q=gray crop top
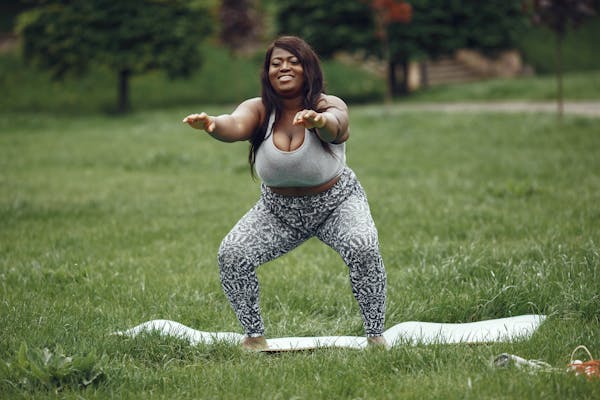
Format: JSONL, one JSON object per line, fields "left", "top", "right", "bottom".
{"left": 254, "top": 112, "right": 346, "bottom": 187}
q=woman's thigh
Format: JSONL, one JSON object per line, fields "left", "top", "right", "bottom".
{"left": 218, "top": 199, "right": 307, "bottom": 268}
{"left": 316, "top": 189, "right": 380, "bottom": 258}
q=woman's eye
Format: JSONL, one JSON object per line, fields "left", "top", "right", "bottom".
{"left": 271, "top": 58, "right": 299, "bottom": 68}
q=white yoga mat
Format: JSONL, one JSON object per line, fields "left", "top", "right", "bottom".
{"left": 114, "top": 315, "right": 545, "bottom": 351}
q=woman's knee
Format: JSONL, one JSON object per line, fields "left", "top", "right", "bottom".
{"left": 217, "top": 235, "right": 252, "bottom": 275}
{"left": 343, "top": 226, "right": 380, "bottom": 256}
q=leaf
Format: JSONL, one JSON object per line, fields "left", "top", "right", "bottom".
{"left": 9, "top": 343, "right": 106, "bottom": 390}
{"left": 16, "top": 342, "right": 30, "bottom": 369}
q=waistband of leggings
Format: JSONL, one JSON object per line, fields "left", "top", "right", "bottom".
{"left": 260, "top": 167, "right": 355, "bottom": 206}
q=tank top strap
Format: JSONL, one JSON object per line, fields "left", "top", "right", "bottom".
{"left": 265, "top": 111, "right": 276, "bottom": 139}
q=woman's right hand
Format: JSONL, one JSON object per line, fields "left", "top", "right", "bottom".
{"left": 182, "top": 112, "right": 216, "bottom": 133}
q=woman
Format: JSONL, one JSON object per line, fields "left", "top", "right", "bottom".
{"left": 183, "top": 36, "right": 387, "bottom": 350}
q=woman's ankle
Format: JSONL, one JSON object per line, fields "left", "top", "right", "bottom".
{"left": 241, "top": 335, "right": 268, "bottom": 351}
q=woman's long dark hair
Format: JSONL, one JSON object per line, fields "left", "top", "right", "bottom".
{"left": 249, "top": 36, "right": 328, "bottom": 176}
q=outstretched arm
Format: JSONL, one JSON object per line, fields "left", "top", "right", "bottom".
{"left": 292, "top": 95, "right": 349, "bottom": 144}
{"left": 183, "top": 98, "right": 263, "bottom": 142}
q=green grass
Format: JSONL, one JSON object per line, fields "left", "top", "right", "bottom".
{"left": 1, "top": 105, "right": 599, "bottom": 398}
{"left": 404, "top": 70, "right": 600, "bottom": 103}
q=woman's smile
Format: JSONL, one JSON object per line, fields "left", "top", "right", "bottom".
{"left": 269, "top": 47, "right": 304, "bottom": 96}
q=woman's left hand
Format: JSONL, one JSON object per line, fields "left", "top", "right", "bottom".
{"left": 293, "top": 110, "right": 327, "bottom": 129}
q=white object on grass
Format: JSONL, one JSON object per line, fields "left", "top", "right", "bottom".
{"left": 114, "top": 314, "right": 546, "bottom": 351}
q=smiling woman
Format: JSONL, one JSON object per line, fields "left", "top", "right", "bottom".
{"left": 182, "top": 36, "right": 387, "bottom": 351}
{"left": 268, "top": 48, "right": 305, "bottom": 100}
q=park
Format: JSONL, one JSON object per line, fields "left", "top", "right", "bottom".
{"left": 1, "top": 1, "right": 599, "bottom": 398}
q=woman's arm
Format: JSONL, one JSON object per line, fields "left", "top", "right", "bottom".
{"left": 183, "top": 98, "right": 264, "bottom": 142}
{"left": 292, "top": 94, "right": 349, "bottom": 144}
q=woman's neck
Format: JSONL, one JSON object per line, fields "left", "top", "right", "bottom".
{"left": 280, "top": 96, "right": 304, "bottom": 112}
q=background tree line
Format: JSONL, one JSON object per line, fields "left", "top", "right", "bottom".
{"left": 9, "top": 0, "right": 598, "bottom": 112}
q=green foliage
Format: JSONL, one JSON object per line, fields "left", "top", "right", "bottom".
{"left": 275, "top": 0, "right": 376, "bottom": 57}
{"left": 0, "top": 1, "right": 30, "bottom": 32}
{"left": 526, "top": 0, "right": 596, "bottom": 37}
{"left": 16, "top": 0, "right": 212, "bottom": 111}
{"left": 388, "top": 0, "right": 528, "bottom": 61}
{"left": 0, "top": 45, "right": 386, "bottom": 113}
{"left": 274, "top": 0, "right": 529, "bottom": 96}
{"left": 458, "top": 2, "right": 528, "bottom": 53}
{"left": 2, "top": 343, "right": 105, "bottom": 391}
{"left": 521, "top": 3, "right": 598, "bottom": 71}
{"left": 17, "top": 0, "right": 211, "bottom": 78}
{"left": 4, "top": 46, "right": 600, "bottom": 115}
{"left": 274, "top": 0, "right": 528, "bottom": 61}
{"left": 518, "top": 17, "right": 600, "bottom": 73}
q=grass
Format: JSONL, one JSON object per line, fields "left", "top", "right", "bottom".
{"left": 404, "top": 70, "right": 600, "bottom": 103}
{"left": 1, "top": 12, "right": 599, "bottom": 397}
{"left": 1, "top": 103, "right": 599, "bottom": 398}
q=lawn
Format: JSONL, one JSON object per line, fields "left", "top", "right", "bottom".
{"left": 1, "top": 102, "right": 599, "bottom": 398}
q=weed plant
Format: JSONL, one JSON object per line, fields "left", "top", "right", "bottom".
{"left": 0, "top": 104, "right": 599, "bottom": 398}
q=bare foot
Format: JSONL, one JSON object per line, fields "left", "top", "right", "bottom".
{"left": 367, "top": 335, "right": 389, "bottom": 349}
{"left": 241, "top": 336, "right": 268, "bottom": 351}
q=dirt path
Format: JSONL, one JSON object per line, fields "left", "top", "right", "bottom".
{"left": 391, "top": 101, "right": 600, "bottom": 117}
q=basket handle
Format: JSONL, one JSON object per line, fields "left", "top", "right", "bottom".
{"left": 570, "top": 345, "right": 593, "bottom": 362}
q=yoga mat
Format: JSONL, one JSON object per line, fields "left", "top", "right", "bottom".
{"left": 114, "top": 314, "right": 546, "bottom": 351}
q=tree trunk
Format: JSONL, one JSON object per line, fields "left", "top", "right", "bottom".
{"left": 118, "top": 68, "right": 131, "bottom": 113}
{"left": 399, "top": 59, "right": 410, "bottom": 95}
{"left": 387, "top": 59, "right": 397, "bottom": 98}
{"left": 420, "top": 61, "right": 429, "bottom": 88}
{"left": 555, "top": 33, "right": 564, "bottom": 120}
{"left": 381, "top": 31, "right": 393, "bottom": 104}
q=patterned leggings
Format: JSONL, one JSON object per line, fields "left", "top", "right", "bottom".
{"left": 217, "top": 168, "right": 386, "bottom": 337}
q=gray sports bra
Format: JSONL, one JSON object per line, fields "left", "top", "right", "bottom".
{"left": 254, "top": 111, "right": 346, "bottom": 187}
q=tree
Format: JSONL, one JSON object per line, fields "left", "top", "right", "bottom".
{"left": 219, "top": 0, "right": 262, "bottom": 53}
{"left": 386, "top": 0, "right": 527, "bottom": 89}
{"left": 275, "top": 0, "right": 529, "bottom": 99}
{"left": 367, "top": 0, "right": 412, "bottom": 101}
{"left": 524, "top": 0, "right": 596, "bottom": 118}
{"left": 276, "top": 0, "right": 411, "bottom": 98}
{"left": 275, "top": 0, "right": 375, "bottom": 58}
{"left": 17, "top": 0, "right": 212, "bottom": 113}
{"left": 460, "top": 2, "right": 529, "bottom": 52}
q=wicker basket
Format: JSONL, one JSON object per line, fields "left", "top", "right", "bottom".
{"left": 568, "top": 345, "right": 600, "bottom": 380}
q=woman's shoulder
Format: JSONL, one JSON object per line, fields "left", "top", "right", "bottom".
{"left": 318, "top": 93, "right": 348, "bottom": 111}
{"left": 236, "top": 97, "right": 267, "bottom": 124}
{"left": 239, "top": 97, "right": 265, "bottom": 113}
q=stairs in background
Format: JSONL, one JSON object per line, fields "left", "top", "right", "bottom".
{"left": 423, "top": 58, "right": 482, "bottom": 86}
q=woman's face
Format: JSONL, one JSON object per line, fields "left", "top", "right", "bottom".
{"left": 268, "top": 47, "right": 304, "bottom": 98}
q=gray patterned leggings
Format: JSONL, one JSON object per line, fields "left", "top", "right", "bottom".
{"left": 217, "top": 168, "right": 386, "bottom": 337}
